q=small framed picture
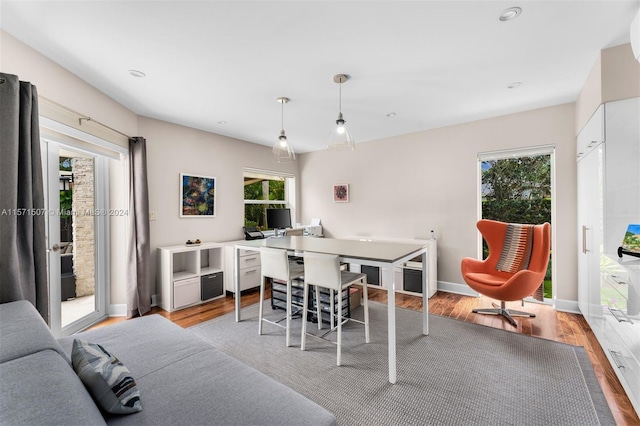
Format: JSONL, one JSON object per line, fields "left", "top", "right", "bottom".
{"left": 333, "top": 184, "right": 349, "bottom": 203}
{"left": 180, "top": 173, "right": 216, "bottom": 217}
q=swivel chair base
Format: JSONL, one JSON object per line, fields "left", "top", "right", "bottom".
{"left": 472, "top": 301, "right": 535, "bottom": 327}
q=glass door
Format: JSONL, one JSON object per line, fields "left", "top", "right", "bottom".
{"left": 42, "top": 140, "right": 109, "bottom": 337}
{"left": 478, "top": 147, "right": 555, "bottom": 301}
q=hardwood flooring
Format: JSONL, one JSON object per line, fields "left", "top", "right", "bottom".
{"left": 94, "top": 288, "right": 639, "bottom": 425}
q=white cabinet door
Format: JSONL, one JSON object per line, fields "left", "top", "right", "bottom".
{"left": 577, "top": 145, "right": 604, "bottom": 327}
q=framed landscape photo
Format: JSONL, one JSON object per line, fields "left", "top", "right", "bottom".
{"left": 180, "top": 173, "right": 216, "bottom": 217}
{"left": 333, "top": 184, "right": 349, "bottom": 203}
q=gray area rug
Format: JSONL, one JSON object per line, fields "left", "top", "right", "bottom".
{"left": 189, "top": 301, "right": 615, "bottom": 426}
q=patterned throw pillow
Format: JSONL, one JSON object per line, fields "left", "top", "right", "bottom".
{"left": 71, "top": 339, "right": 142, "bottom": 414}
{"left": 495, "top": 223, "right": 534, "bottom": 274}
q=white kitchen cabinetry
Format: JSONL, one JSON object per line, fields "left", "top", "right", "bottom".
{"left": 577, "top": 97, "right": 640, "bottom": 416}
{"left": 158, "top": 242, "right": 225, "bottom": 312}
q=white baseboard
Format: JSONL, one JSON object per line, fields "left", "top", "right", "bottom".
{"left": 109, "top": 294, "right": 159, "bottom": 317}
{"left": 437, "top": 281, "right": 479, "bottom": 297}
{"left": 108, "top": 304, "right": 127, "bottom": 317}
{"left": 552, "top": 298, "right": 580, "bottom": 314}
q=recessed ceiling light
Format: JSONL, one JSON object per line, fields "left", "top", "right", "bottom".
{"left": 507, "top": 82, "right": 523, "bottom": 89}
{"left": 386, "top": 112, "right": 397, "bottom": 117}
{"left": 128, "top": 69, "right": 146, "bottom": 78}
{"left": 217, "top": 120, "right": 227, "bottom": 125}
{"left": 499, "top": 7, "right": 522, "bottom": 21}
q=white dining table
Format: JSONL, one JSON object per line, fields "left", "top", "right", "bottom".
{"left": 233, "top": 236, "right": 429, "bottom": 384}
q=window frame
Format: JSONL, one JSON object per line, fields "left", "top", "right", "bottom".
{"left": 243, "top": 168, "right": 296, "bottom": 233}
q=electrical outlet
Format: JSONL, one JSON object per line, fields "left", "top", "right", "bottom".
{"left": 149, "top": 211, "right": 157, "bottom": 221}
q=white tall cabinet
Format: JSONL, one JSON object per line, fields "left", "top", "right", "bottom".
{"left": 577, "top": 97, "right": 640, "bottom": 416}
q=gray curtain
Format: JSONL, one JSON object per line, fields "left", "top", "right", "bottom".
{"left": 0, "top": 73, "right": 49, "bottom": 321}
{"left": 127, "top": 137, "right": 151, "bottom": 318}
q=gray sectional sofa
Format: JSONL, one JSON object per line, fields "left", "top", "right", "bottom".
{"left": 0, "top": 300, "right": 337, "bottom": 426}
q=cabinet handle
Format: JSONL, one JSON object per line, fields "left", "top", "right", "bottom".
{"left": 244, "top": 269, "right": 258, "bottom": 275}
{"left": 607, "top": 307, "right": 633, "bottom": 324}
{"left": 608, "top": 350, "right": 626, "bottom": 369}
{"left": 582, "top": 225, "right": 589, "bottom": 254}
{"left": 610, "top": 275, "right": 627, "bottom": 285}
{"left": 244, "top": 257, "right": 257, "bottom": 262}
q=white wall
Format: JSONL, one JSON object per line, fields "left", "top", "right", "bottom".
{"left": 140, "top": 117, "right": 299, "bottom": 295}
{"left": 299, "top": 103, "right": 578, "bottom": 303}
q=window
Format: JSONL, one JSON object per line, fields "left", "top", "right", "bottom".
{"left": 244, "top": 169, "right": 295, "bottom": 230}
{"left": 478, "top": 145, "right": 555, "bottom": 300}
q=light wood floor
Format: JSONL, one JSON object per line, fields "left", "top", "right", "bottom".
{"left": 95, "top": 288, "right": 639, "bottom": 425}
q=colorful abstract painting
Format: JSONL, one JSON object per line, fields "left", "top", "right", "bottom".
{"left": 180, "top": 173, "right": 215, "bottom": 217}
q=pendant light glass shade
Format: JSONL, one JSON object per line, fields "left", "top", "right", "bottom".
{"left": 328, "top": 74, "right": 355, "bottom": 151}
{"left": 273, "top": 97, "right": 295, "bottom": 162}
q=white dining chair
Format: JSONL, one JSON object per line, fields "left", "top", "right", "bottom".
{"left": 258, "top": 247, "right": 305, "bottom": 347}
{"left": 300, "top": 252, "right": 370, "bottom": 365}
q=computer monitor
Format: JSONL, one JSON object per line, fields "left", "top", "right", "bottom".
{"left": 618, "top": 223, "right": 640, "bottom": 259}
{"left": 266, "top": 208, "right": 291, "bottom": 230}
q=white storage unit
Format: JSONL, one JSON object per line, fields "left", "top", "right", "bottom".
{"left": 349, "top": 238, "right": 437, "bottom": 298}
{"left": 158, "top": 242, "right": 225, "bottom": 312}
{"left": 224, "top": 242, "right": 261, "bottom": 293}
{"left": 577, "top": 97, "right": 640, "bottom": 416}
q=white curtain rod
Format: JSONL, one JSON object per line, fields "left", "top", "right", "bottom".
{"left": 78, "top": 116, "right": 132, "bottom": 140}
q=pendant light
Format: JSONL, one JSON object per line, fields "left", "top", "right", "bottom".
{"left": 272, "top": 97, "right": 295, "bottom": 162}
{"left": 328, "top": 74, "right": 355, "bottom": 151}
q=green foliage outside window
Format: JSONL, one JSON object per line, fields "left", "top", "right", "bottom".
{"left": 244, "top": 178, "right": 285, "bottom": 229}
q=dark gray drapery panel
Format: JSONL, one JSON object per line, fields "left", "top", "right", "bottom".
{"left": 0, "top": 73, "right": 48, "bottom": 321}
{"left": 127, "top": 137, "right": 151, "bottom": 318}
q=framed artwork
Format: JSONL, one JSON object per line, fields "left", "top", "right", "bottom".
{"left": 180, "top": 173, "right": 216, "bottom": 217}
{"left": 333, "top": 184, "right": 349, "bottom": 203}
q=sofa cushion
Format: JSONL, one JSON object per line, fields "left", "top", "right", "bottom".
{"left": 72, "top": 339, "right": 142, "bottom": 414}
{"left": 0, "top": 300, "right": 68, "bottom": 363}
{"left": 59, "top": 314, "right": 337, "bottom": 426}
{"left": 0, "top": 350, "right": 106, "bottom": 425}
{"left": 59, "top": 315, "right": 214, "bottom": 377}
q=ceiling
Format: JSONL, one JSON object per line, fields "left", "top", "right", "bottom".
{"left": 2, "top": 1, "right": 638, "bottom": 153}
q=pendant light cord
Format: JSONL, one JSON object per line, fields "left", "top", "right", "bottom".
{"left": 281, "top": 100, "right": 284, "bottom": 133}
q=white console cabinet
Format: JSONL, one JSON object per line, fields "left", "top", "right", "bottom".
{"left": 349, "top": 238, "right": 437, "bottom": 298}
{"left": 577, "top": 97, "right": 640, "bottom": 416}
{"left": 158, "top": 242, "right": 225, "bottom": 312}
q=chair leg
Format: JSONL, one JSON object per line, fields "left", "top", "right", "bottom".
{"left": 329, "top": 289, "right": 335, "bottom": 330}
{"left": 301, "top": 282, "right": 309, "bottom": 351}
{"left": 362, "top": 280, "right": 370, "bottom": 343}
{"left": 258, "top": 276, "right": 266, "bottom": 335}
{"left": 286, "top": 279, "right": 292, "bottom": 347}
{"left": 472, "top": 301, "right": 535, "bottom": 327}
{"left": 336, "top": 289, "right": 342, "bottom": 366}
{"left": 315, "top": 285, "right": 322, "bottom": 330}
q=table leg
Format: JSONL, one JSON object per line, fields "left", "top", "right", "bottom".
{"left": 235, "top": 247, "right": 241, "bottom": 322}
{"left": 422, "top": 250, "right": 429, "bottom": 335}
{"left": 385, "top": 266, "right": 397, "bottom": 384}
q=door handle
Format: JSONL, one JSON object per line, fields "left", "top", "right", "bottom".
{"left": 582, "top": 226, "right": 589, "bottom": 254}
{"left": 49, "top": 244, "right": 61, "bottom": 253}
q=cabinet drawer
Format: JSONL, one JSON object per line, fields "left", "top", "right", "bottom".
{"left": 239, "top": 254, "right": 260, "bottom": 269}
{"left": 201, "top": 272, "right": 224, "bottom": 301}
{"left": 239, "top": 249, "right": 260, "bottom": 258}
{"left": 239, "top": 267, "right": 261, "bottom": 291}
{"left": 173, "top": 277, "right": 200, "bottom": 309}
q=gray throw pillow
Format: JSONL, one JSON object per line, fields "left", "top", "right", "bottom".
{"left": 71, "top": 339, "right": 142, "bottom": 414}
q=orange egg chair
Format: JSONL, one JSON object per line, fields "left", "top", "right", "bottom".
{"left": 461, "top": 219, "right": 550, "bottom": 327}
